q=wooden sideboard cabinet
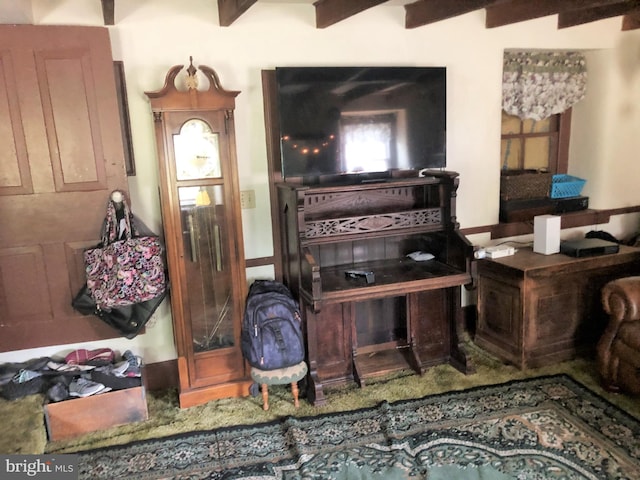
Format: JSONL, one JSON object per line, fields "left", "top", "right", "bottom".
{"left": 277, "top": 171, "right": 475, "bottom": 406}
{"left": 475, "top": 245, "right": 640, "bottom": 369}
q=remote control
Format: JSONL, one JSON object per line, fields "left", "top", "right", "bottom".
{"left": 345, "top": 270, "right": 375, "bottom": 284}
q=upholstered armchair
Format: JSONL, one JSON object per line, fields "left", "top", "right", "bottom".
{"left": 597, "top": 276, "right": 640, "bottom": 394}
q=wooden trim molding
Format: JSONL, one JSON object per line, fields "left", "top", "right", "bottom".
{"left": 461, "top": 206, "right": 640, "bottom": 239}
{"left": 246, "top": 256, "right": 275, "bottom": 268}
{"left": 261, "top": 70, "right": 284, "bottom": 280}
{"left": 556, "top": 108, "right": 572, "bottom": 174}
{"left": 113, "top": 61, "right": 135, "bottom": 175}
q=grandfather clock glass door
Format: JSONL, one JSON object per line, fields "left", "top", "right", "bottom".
{"left": 146, "top": 61, "right": 251, "bottom": 408}
{"left": 174, "top": 119, "right": 233, "bottom": 354}
{"left": 181, "top": 184, "right": 232, "bottom": 354}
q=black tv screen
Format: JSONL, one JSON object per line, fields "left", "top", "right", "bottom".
{"left": 276, "top": 66, "right": 446, "bottom": 182}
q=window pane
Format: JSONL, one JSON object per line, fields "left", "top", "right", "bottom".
{"left": 342, "top": 121, "right": 391, "bottom": 173}
{"left": 524, "top": 137, "right": 550, "bottom": 170}
{"left": 501, "top": 112, "right": 521, "bottom": 135}
{"left": 501, "top": 138, "right": 522, "bottom": 169}
{"left": 522, "top": 117, "right": 552, "bottom": 134}
{"left": 340, "top": 113, "right": 396, "bottom": 173}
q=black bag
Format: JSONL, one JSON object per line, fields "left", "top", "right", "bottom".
{"left": 241, "top": 280, "right": 305, "bottom": 370}
{"left": 72, "top": 283, "right": 166, "bottom": 339}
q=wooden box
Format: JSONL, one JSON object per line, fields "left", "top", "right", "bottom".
{"left": 500, "top": 170, "right": 552, "bottom": 201}
{"left": 500, "top": 197, "right": 555, "bottom": 222}
{"left": 44, "top": 383, "right": 148, "bottom": 441}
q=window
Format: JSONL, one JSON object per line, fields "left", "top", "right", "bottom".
{"left": 340, "top": 113, "right": 397, "bottom": 173}
{"left": 500, "top": 110, "right": 571, "bottom": 175}
{"left": 500, "top": 51, "right": 583, "bottom": 178}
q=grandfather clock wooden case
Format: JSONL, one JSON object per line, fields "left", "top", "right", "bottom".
{"left": 146, "top": 60, "right": 252, "bottom": 408}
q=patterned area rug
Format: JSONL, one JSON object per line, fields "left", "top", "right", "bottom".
{"left": 77, "top": 375, "right": 640, "bottom": 479}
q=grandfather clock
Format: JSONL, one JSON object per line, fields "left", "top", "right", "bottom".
{"left": 146, "top": 58, "right": 252, "bottom": 407}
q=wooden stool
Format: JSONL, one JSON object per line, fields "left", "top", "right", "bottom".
{"left": 250, "top": 361, "right": 307, "bottom": 411}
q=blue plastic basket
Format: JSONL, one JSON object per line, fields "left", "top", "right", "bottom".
{"left": 550, "top": 174, "right": 586, "bottom": 198}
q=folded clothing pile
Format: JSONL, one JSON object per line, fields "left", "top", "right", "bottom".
{"left": 0, "top": 348, "right": 143, "bottom": 402}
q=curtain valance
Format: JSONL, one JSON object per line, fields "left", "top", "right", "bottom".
{"left": 502, "top": 51, "right": 587, "bottom": 121}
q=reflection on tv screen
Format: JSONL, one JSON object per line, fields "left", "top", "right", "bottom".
{"left": 276, "top": 66, "right": 447, "bottom": 181}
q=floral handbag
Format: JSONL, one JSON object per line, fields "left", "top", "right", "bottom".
{"left": 84, "top": 191, "right": 166, "bottom": 308}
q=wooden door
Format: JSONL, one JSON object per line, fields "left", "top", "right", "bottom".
{"left": 0, "top": 25, "right": 129, "bottom": 351}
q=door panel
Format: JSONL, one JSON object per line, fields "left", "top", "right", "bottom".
{"left": 36, "top": 48, "right": 108, "bottom": 191}
{"left": 0, "top": 49, "right": 33, "bottom": 196}
{"left": 0, "top": 25, "right": 129, "bottom": 351}
{"left": 0, "top": 246, "right": 51, "bottom": 320}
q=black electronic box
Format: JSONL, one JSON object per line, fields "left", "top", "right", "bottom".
{"left": 560, "top": 238, "right": 619, "bottom": 257}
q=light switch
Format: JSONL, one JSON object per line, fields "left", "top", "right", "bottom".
{"left": 240, "top": 190, "right": 256, "bottom": 209}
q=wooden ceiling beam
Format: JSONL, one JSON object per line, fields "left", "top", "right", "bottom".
{"left": 208, "top": 0, "right": 637, "bottom": 31}
{"left": 622, "top": 8, "right": 640, "bottom": 28}
{"left": 101, "top": 0, "right": 114, "bottom": 25}
{"left": 485, "top": 0, "right": 622, "bottom": 28}
{"left": 314, "top": 0, "right": 389, "bottom": 28}
{"left": 404, "top": 0, "right": 502, "bottom": 29}
{"left": 559, "top": 2, "right": 640, "bottom": 28}
{"left": 218, "top": 0, "right": 258, "bottom": 27}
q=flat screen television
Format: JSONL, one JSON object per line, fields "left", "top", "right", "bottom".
{"left": 276, "top": 66, "right": 446, "bottom": 183}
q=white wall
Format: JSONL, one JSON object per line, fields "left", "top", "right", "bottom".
{"left": 572, "top": 47, "right": 640, "bottom": 209}
{"left": 1, "top": 0, "right": 639, "bottom": 364}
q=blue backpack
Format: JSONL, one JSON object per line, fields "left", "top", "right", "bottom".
{"left": 241, "top": 280, "right": 305, "bottom": 370}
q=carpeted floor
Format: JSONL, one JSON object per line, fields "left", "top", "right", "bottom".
{"left": 40, "top": 341, "right": 640, "bottom": 457}
{"left": 3, "top": 341, "right": 640, "bottom": 460}
{"left": 75, "top": 374, "right": 640, "bottom": 479}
